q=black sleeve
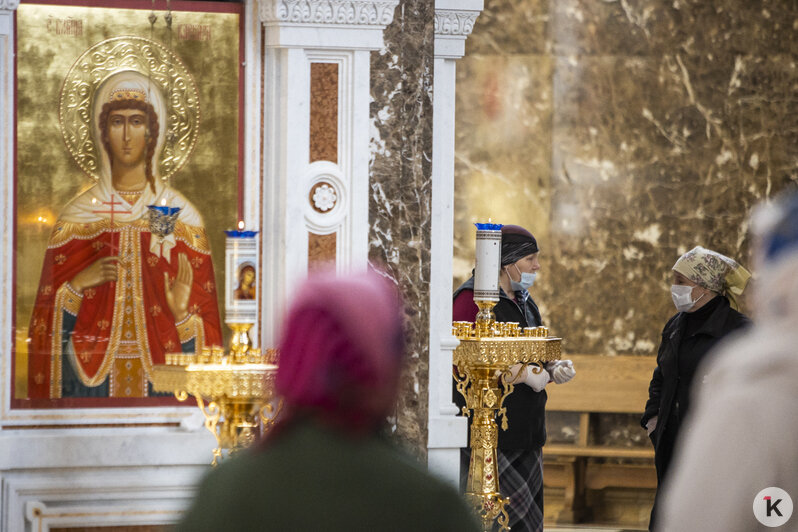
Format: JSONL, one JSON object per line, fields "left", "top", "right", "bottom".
{"left": 641, "top": 319, "right": 674, "bottom": 428}
{"left": 642, "top": 362, "right": 663, "bottom": 428}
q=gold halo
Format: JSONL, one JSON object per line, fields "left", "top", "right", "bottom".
{"left": 58, "top": 36, "right": 200, "bottom": 182}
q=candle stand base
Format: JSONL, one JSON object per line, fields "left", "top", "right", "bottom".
{"left": 151, "top": 325, "right": 280, "bottom": 465}
{"left": 453, "top": 303, "right": 562, "bottom": 532}
{"left": 228, "top": 322, "right": 254, "bottom": 357}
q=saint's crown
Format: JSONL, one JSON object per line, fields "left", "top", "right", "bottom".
{"left": 109, "top": 88, "right": 148, "bottom": 103}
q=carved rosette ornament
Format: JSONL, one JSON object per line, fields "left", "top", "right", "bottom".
{"left": 433, "top": 10, "right": 479, "bottom": 36}
{"left": 258, "top": 0, "right": 399, "bottom": 26}
{"left": 310, "top": 181, "right": 338, "bottom": 213}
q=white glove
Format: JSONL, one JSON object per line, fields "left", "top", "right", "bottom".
{"left": 646, "top": 416, "right": 658, "bottom": 436}
{"left": 521, "top": 364, "right": 550, "bottom": 392}
{"left": 546, "top": 360, "right": 575, "bottom": 384}
{"left": 501, "top": 363, "right": 526, "bottom": 384}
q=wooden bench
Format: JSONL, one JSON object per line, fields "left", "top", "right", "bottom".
{"left": 542, "top": 354, "right": 657, "bottom": 524}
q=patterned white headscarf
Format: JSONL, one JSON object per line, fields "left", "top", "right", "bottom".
{"left": 673, "top": 246, "right": 751, "bottom": 310}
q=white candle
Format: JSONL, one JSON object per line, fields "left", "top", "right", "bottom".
{"left": 473, "top": 222, "right": 502, "bottom": 302}
{"left": 224, "top": 221, "right": 259, "bottom": 324}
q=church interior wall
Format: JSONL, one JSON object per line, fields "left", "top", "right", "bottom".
{"left": 4, "top": 0, "right": 793, "bottom": 528}
{"left": 456, "top": 0, "right": 798, "bottom": 359}
{"left": 454, "top": 0, "right": 798, "bottom": 526}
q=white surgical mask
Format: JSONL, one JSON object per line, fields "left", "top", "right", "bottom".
{"left": 671, "top": 284, "right": 704, "bottom": 312}
{"left": 510, "top": 264, "right": 536, "bottom": 292}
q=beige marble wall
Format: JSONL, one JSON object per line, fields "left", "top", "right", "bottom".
{"left": 369, "top": 0, "right": 434, "bottom": 459}
{"left": 456, "top": 0, "right": 798, "bottom": 357}
{"left": 456, "top": 0, "right": 798, "bottom": 468}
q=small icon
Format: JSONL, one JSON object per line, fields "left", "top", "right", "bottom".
{"left": 754, "top": 487, "right": 793, "bottom": 527}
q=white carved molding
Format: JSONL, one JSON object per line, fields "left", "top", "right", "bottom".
{"left": 25, "top": 500, "right": 183, "bottom": 531}
{"left": 0, "top": 0, "right": 16, "bottom": 433}
{"left": 0, "top": 428, "right": 216, "bottom": 530}
{"left": 260, "top": 47, "right": 370, "bottom": 344}
{"left": 259, "top": 0, "right": 398, "bottom": 26}
{"left": 240, "top": 0, "right": 263, "bottom": 349}
{"left": 433, "top": 0, "right": 482, "bottom": 59}
{"left": 434, "top": 10, "right": 479, "bottom": 36}
{"left": 256, "top": 0, "right": 399, "bottom": 49}
{"left": 311, "top": 182, "right": 338, "bottom": 212}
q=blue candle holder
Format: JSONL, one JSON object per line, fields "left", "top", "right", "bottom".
{"left": 474, "top": 222, "right": 503, "bottom": 231}
{"left": 147, "top": 205, "right": 182, "bottom": 239}
{"left": 224, "top": 230, "right": 259, "bottom": 238}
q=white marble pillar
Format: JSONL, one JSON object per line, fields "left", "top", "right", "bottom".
{"left": 427, "top": 0, "right": 483, "bottom": 487}
{"left": 256, "top": 0, "right": 399, "bottom": 345}
{"left": 0, "top": 0, "right": 18, "bottom": 429}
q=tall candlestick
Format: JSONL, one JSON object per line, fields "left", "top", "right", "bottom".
{"left": 473, "top": 222, "right": 503, "bottom": 302}
{"left": 224, "top": 221, "right": 259, "bottom": 326}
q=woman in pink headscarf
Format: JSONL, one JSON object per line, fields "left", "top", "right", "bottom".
{"left": 273, "top": 271, "right": 405, "bottom": 434}
{"left": 179, "top": 271, "right": 479, "bottom": 532}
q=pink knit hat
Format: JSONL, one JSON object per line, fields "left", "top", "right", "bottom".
{"left": 275, "top": 271, "right": 404, "bottom": 432}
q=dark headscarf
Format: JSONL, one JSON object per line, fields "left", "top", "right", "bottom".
{"left": 500, "top": 224, "right": 539, "bottom": 266}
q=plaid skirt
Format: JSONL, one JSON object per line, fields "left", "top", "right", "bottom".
{"left": 460, "top": 448, "right": 544, "bottom": 532}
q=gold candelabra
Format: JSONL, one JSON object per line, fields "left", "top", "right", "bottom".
{"left": 151, "top": 324, "right": 280, "bottom": 465}
{"left": 453, "top": 301, "right": 562, "bottom": 531}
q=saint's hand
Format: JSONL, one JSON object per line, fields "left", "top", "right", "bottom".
{"left": 164, "top": 253, "right": 193, "bottom": 322}
{"left": 70, "top": 256, "right": 119, "bottom": 292}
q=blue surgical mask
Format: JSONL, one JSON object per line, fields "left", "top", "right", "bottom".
{"left": 510, "top": 264, "right": 536, "bottom": 292}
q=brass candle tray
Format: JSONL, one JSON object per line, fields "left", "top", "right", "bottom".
{"left": 152, "top": 347, "right": 280, "bottom": 465}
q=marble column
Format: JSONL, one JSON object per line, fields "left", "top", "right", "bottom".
{"left": 241, "top": 0, "right": 263, "bottom": 267}
{"left": 369, "top": 0, "right": 435, "bottom": 459}
{"left": 427, "top": 0, "right": 483, "bottom": 486}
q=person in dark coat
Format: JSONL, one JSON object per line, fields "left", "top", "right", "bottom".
{"left": 658, "top": 192, "right": 798, "bottom": 532}
{"left": 641, "top": 246, "right": 751, "bottom": 530}
{"left": 452, "top": 225, "right": 575, "bottom": 532}
{"left": 178, "top": 272, "right": 480, "bottom": 532}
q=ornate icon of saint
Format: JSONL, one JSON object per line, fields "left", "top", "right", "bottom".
{"left": 26, "top": 37, "right": 222, "bottom": 399}
{"left": 233, "top": 264, "right": 256, "bottom": 301}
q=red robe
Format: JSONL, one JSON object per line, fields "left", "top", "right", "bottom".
{"left": 27, "top": 218, "right": 222, "bottom": 399}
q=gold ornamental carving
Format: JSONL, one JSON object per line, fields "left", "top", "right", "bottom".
{"left": 59, "top": 35, "right": 200, "bottom": 182}
{"left": 453, "top": 301, "right": 562, "bottom": 531}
